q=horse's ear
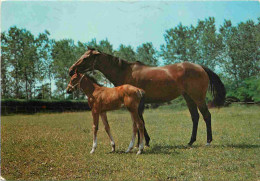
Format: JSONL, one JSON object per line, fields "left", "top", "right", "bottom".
{"left": 87, "top": 46, "right": 91, "bottom": 50}
{"left": 92, "top": 50, "right": 101, "bottom": 55}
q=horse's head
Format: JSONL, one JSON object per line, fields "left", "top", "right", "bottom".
{"left": 66, "top": 70, "right": 82, "bottom": 94}
{"left": 69, "top": 47, "right": 101, "bottom": 76}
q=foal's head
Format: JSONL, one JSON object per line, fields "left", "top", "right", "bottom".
{"left": 66, "top": 72, "right": 82, "bottom": 94}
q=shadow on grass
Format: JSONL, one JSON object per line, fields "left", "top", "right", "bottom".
{"left": 144, "top": 144, "right": 199, "bottom": 155}
{"left": 107, "top": 144, "right": 260, "bottom": 155}
{"left": 212, "top": 144, "right": 260, "bottom": 149}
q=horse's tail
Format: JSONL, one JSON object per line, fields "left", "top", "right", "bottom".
{"left": 201, "top": 66, "right": 226, "bottom": 107}
{"left": 137, "top": 90, "right": 150, "bottom": 146}
{"left": 136, "top": 89, "right": 145, "bottom": 99}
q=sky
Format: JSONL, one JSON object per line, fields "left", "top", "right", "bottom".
{"left": 1, "top": 1, "right": 260, "bottom": 51}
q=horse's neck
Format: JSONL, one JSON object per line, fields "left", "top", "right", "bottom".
{"left": 95, "top": 55, "right": 131, "bottom": 86}
{"left": 81, "top": 77, "right": 99, "bottom": 97}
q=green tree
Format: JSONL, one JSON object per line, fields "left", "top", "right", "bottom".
{"left": 136, "top": 42, "right": 158, "bottom": 66}
{"left": 2, "top": 26, "right": 42, "bottom": 99}
{"left": 99, "top": 39, "right": 114, "bottom": 55}
{"left": 219, "top": 19, "right": 259, "bottom": 88}
{"left": 161, "top": 23, "right": 190, "bottom": 64}
{"left": 195, "top": 17, "right": 222, "bottom": 69}
{"left": 36, "top": 30, "right": 53, "bottom": 99}
{"left": 114, "top": 44, "right": 136, "bottom": 62}
{"left": 161, "top": 17, "right": 221, "bottom": 70}
{"left": 52, "top": 39, "right": 76, "bottom": 99}
{"left": 1, "top": 32, "right": 12, "bottom": 98}
{"left": 86, "top": 38, "right": 114, "bottom": 55}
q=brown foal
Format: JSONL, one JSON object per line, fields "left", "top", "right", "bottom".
{"left": 66, "top": 71, "right": 146, "bottom": 154}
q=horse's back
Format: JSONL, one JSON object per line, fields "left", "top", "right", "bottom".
{"left": 130, "top": 62, "right": 209, "bottom": 103}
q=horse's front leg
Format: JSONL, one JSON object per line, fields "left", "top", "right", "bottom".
{"left": 90, "top": 111, "right": 99, "bottom": 154}
{"left": 100, "top": 112, "right": 115, "bottom": 152}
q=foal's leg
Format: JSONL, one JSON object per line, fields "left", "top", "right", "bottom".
{"left": 131, "top": 111, "right": 145, "bottom": 155}
{"left": 198, "top": 102, "right": 212, "bottom": 146}
{"left": 100, "top": 112, "right": 115, "bottom": 152}
{"left": 126, "top": 121, "right": 138, "bottom": 153}
{"left": 136, "top": 114, "right": 150, "bottom": 147}
{"left": 90, "top": 112, "right": 99, "bottom": 154}
{"left": 183, "top": 93, "right": 200, "bottom": 146}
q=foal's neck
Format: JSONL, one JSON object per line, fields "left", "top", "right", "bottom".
{"left": 80, "top": 76, "right": 100, "bottom": 97}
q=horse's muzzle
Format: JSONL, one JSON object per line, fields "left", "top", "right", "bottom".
{"left": 69, "top": 68, "right": 75, "bottom": 76}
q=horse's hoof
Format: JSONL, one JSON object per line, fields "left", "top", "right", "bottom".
{"left": 145, "top": 144, "right": 150, "bottom": 147}
{"left": 206, "top": 143, "right": 211, "bottom": 146}
{"left": 90, "top": 149, "right": 95, "bottom": 154}
{"left": 187, "top": 143, "right": 192, "bottom": 147}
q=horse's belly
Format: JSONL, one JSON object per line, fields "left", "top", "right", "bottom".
{"left": 142, "top": 83, "right": 181, "bottom": 103}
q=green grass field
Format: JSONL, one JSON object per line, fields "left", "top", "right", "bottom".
{"left": 1, "top": 105, "right": 260, "bottom": 181}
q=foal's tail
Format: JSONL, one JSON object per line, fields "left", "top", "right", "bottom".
{"left": 201, "top": 66, "right": 226, "bottom": 107}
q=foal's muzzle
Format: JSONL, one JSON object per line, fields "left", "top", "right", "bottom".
{"left": 66, "top": 88, "right": 73, "bottom": 94}
{"left": 66, "top": 83, "right": 78, "bottom": 94}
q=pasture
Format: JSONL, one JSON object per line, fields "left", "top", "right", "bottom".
{"left": 1, "top": 105, "right": 259, "bottom": 180}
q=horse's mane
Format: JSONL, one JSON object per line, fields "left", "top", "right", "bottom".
{"left": 89, "top": 47, "right": 147, "bottom": 67}
{"left": 84, "top": 73, "right": 103, "bottom": 87}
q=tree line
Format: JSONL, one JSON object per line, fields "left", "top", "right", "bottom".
{"left": 1, "top": 17, "right": 259, "bottom": 102}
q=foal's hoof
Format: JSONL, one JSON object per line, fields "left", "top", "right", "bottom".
{"left": 112, "top": 145, "right": 116, "bottom": 152}
{"left": 125, "top": 149, "right": 131, "bottom": 153}
{"left": 136, "top": 150, "right": 143, "bottom": 155}
{"left": 90, "top": 149, "right": 95, "bottom": 154}
{"left": 206, "top": 143, "right": 211, "bottom": 146}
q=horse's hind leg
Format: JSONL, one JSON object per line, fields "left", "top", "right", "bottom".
{"left": 136, "top": 98, "right": 150, "bottom": 147}
{"left": 100, "top": 112, "right": 115, "bottom": 152}
{"left": 183, "top": 93, "right": 200, "bottom": 146}
{"left": 198, "top": 102, "right": 212, "bottom": 145}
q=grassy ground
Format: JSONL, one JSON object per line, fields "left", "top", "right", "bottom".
{"left": 1, "top": 105, "right": 260, "bottom": 180}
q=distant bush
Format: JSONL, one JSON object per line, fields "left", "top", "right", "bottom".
{"left": 226, "top": 76, "right": 260, "bottom": 102}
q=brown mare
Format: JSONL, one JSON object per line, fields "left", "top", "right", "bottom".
{"left": 69, "top": 48, "right": 226, "bottom": 146}
{"left": 66, "top": 70, "right": 146, "bottom": 154}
